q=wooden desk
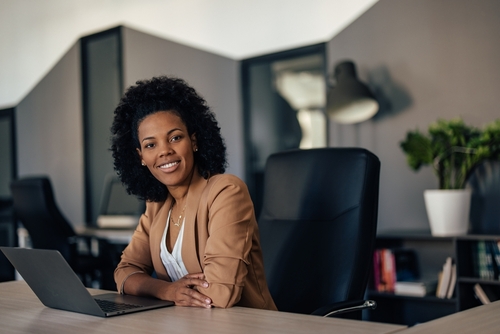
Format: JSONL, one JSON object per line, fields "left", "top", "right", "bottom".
{"left": 0, "top": 281, "right": 406, "bottom": 334}
{"left": 75, "top": 226, "right": 134, "bottom": 245}
{"left": 398, "top": 300, "right": 500, "bottom": 333}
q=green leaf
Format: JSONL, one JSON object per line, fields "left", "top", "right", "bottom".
{"left": 400, "top": 131, "right": 433, "bottom": 170}
{"left": 400, "top": 118, "right": 500, "bottom": 189}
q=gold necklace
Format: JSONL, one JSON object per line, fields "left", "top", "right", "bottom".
{"left": 172, "top": 204, "right": 187, "bottom": 227}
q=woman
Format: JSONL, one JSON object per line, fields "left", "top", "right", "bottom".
{"left": 111, "top": 76, "right": 276, "bottom": 310}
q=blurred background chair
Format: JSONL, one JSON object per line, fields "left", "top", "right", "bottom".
{"left": 10, "top": 176, "right": 119, "bottom": 290}
{"left": 466, "top": 160, "right": 500, "bottom": 234}
{"left": 258, "top": 147, "right": 380, "bottom": 319}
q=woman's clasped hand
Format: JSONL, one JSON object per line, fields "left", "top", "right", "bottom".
{"left": 168, "top": 273, "right": 212, "bottom": 308}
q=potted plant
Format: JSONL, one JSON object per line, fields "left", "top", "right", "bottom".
{"left": 400, "top": 118, "right": 500, "bottom": 236}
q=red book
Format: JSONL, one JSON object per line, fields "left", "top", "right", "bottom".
{"left": 373, "top": 249, "right": 381, "bottom": 291}
{"left": 381, "top": 249, "right": 396, "bottom": 293}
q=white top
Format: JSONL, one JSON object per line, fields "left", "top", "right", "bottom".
{"left": 160, "top": 208, "right": 189, "bottom": 281}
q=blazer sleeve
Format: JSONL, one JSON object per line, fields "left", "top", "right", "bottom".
{"left": 196, "top": 175, "right": 256, "bottom": 308}
{"left": 114, "top": 201, "right": 158, "bottom": 293}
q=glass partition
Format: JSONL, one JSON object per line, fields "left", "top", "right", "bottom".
{"left": 241, "top": 44, "right": 327, "bottom": 216}
{"left": 81, "top": 27, "right": 124, "bottom": 225}
{"left": 0, "top": 108, "right": 16, "bottom": 201}
{"left": 0, "top": 107, "right": 17, "bottom": 281}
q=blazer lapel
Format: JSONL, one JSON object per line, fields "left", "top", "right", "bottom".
{"left": 182, "top": 172, "right": 206, "bottom": 273}
{"left": 150, "top": 197, "right": 172, "bottom": 280}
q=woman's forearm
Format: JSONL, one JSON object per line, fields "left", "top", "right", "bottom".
{"left": 123, "top": 272, "right": 173, "bottom": 300}
{"left": 123, "top": 272, "right": 212, "bottom": 308}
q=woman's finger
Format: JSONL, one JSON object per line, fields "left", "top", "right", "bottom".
{"left": 180, "top": 273, "right": 209, "bottom": 289}
{"left": 176, "top": 286, "right": 212, "bottom": 308}
{"left": 186, "top": 277, "right": 209, "bottom": 289}
{"left": 184, "top": 272, "right": 205, "bottom": 280}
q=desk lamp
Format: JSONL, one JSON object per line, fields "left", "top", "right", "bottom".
{"left": 327, "top": 60, "right": 378, "bottom": 124}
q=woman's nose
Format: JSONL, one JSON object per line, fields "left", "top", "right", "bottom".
{"left": 158, "top": 142, "right": 172, "bottom": 156}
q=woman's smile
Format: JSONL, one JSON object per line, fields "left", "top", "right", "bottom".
{"left": 157, "top": 160, "right": 180, "bottom": 171}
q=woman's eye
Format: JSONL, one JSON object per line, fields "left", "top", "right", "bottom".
{"left": 170, "top": 135, "right": 181, "bottom": 142}
{"left": 144, "top": 143, "right": 155, "bottom": 149}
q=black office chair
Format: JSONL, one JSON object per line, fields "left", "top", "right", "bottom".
{"left": 10, "top": 176, "right": 118, "bottom": 289}
{"left": 258, "top": 148, "right": 380, "bottom": 319}
{"left": 466, "top": 160, "right": 500, "bottom": 234}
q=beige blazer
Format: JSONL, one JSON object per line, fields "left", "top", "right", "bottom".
{"left": 114, "top": 172, "right": 277, "bottom": 310}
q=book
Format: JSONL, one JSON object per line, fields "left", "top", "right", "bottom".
{"left": 485, "top": 241, "right": 495, "bottom": 279}
{"left": 489, "top": 240, "right": 500, "bottom": 280}
{"left": 382, "top": 248, "right": 397, "bottom": 293}
{"left": 373, "top": 249, "right": 381, "bottom": 291}
{"left": 477, "top": 241, "right": 495, "bottom": 280}
{"left": 473, "top": 283, "right": 499, "bottom": 304}
{"left": 394, "top": 277, "right": 438, "bottom": 297}
{"left": 393, "top": 248, "right": 419, "bottom": 282}
{"left": 436, "top": 257, "right": 453, "bottom": 298}
{"left": 497, "top": 241, "right": 500, "bottom": 280}
{"left": 376, "top": 248, "right": 396, "bottom": 292}
{"left": 373, "top": 248, "right": 419, "bottom": 293}
{"left": 446, "top": 263, "right": 457, "bottom": 299}
{"left": 436, "top": 271, "right": 443, "bottom": 297}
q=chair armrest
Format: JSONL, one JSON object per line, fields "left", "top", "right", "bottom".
{"left": 311, "top": 300, "right": 377, "bottom": 317}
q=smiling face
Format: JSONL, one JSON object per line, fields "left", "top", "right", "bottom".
{"left": 136, "top": 111, "right": 197, "bottom": 191}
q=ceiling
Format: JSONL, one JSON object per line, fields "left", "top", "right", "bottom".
{"left": 0, "top": 0, "right": 378, "bottom": 108}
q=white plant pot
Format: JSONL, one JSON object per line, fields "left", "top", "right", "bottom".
{"left": 424, "top": 189, "right": 471, "bottom": 236}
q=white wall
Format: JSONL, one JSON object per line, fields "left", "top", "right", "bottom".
{"left": 327, "top": 0, "right": 500, "bottom": 232}
{"left": 122, "top": 27, "right": 244, "bottom": 178}
{"left": 0, "top": 0, "right": 378, "bottom": 109}
{"left": 15, "top": 42, "right": 85, "bottom": 226}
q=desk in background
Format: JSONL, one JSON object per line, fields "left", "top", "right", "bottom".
{"left": 0, "top": 281, "right": 406, "bottom": 334}
{"left": 399, "top": 299, "right": 500, "bottom": 333}
{"left": 76, "top": 226, "right": 134, "bottom": 245}
{"left": 0, "top": 204, "right": 16, "bottom": 282}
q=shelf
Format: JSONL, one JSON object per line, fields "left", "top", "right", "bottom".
{"left": 456, "top": 234, "right": 500, "bottom": 241}
{"left": 458, "top": 277, "right": 500, "bottom": 285}
{"left": 377, "top": 229, "right": 454, "bottom": 241}
{"left": 367, "top": 290, "right": 456, "bottom": 303}
{"left": 370, "top": 231, "right": 500, "bottom": 325}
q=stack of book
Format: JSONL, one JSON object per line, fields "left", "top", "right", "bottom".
{"left": 394, "top": 277, "right": 438, "bottom": 297}
{"left": 373, "top": 248, "right": 438, "bottom": 297}
{"left": 435, "top": 256, "right": 457, "bottom": 299}
{"left": 473, "top": 240, "right": 500, "bottom": 280}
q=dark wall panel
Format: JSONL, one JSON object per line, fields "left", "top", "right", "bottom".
{"left": 81, "top": 28, "right": 123, "bottom": 224}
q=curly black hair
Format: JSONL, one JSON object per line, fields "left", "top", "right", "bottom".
{"left": 110, "top": 76, "right": 227, "bottom": 202}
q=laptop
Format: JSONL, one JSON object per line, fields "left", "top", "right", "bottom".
{"left": 0, "top": 247, "right": 173, "bottom": 317}
{"left": 96, "top": 174, "right": 144, "bottom": 228}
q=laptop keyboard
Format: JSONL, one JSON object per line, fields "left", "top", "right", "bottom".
{"left": 94, "top": 298, "right": 144, "bottom": 313}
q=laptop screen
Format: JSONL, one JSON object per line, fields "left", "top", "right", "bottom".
{"left": 99, "top": 174, "right": 144, "bottom": 216}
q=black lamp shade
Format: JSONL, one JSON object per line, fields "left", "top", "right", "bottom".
{"left": 327, "top": 61, "right": 378, "bottom": 124}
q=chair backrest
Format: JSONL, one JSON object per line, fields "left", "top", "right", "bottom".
{"left": 466, "top": 160, "right": 500, "bottom": 234}
{"left": 10, "top": 177, "right": 76, "bottom": 260}
{"left": 258, "top": 147, "right": 380, "bottom": 315}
